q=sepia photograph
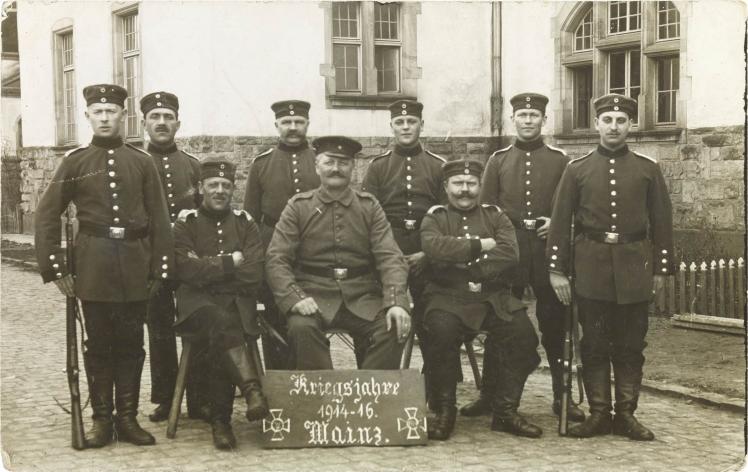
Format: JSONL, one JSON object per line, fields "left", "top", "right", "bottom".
{"left": 0, "top": 0, "right": 745, "bottom": 470}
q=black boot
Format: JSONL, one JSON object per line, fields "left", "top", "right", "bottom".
{"left": 186, "top": 342, "right": 211, "bottom": 422}
{"left": 612, "top": 360, "right": 653, "bottom": 440}
{"left": 211, "top": 420, "right": 237, "bottom": 450}
{"left": 224, "top": 344, "right": 269, "bottom": 422}
{"left": 427, "top": 382, "right": 457, "bottom": 441}
{"left": 567, "top": 365, "right": 613, "bottom": 438}
{"left": 549, "top": 358, "right": 586, "bottom": 422}
{"left": 148, "top": 403, "right": 170, "bottom": 423}
{"left": 83, "top": 354, "right": 114, "bottom": 448}
{"left": 113, "top": 355, "right": 156, "bottom": 446}
{"left": 552, "top": 398, "right": 587, "bottom": 423}
{"left": 613, "top": 412, "right": 654, "bottom": 441}
{"left": 491, "top": 371, "right": 542, "bottom": 439}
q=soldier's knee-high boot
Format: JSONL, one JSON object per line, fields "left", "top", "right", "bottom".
{"left": 567, "top": 364, "right": 613, "bottom": 438}
{"left": 186, "top": 343, "right": 211, "bottom": 421}
{"left": 113, "top": 354, "right": 156, "bottom": 446}
{"left": 612, "top": 360, "right": 654, "bottom": 441}
{"left": 549, "top": 358, "right": 586, "bottom": 422}
{"left": 83, "top": 354, "right": 114, "bottom": 448}
{"left": 427, "top": 379, "right": 457, "bottom": 441}
{"left": 490, "top": 369, "right": 542, "bottom": 438}
{"left": 209, "top": 366, "right": 237, "bottom": 450}
{"left": 223, "top": 343, "right": 269, "bottom": 422}
{"left": 460, "top": 355, "right": 495, "bottom": 417}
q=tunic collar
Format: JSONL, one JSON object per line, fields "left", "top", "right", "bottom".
{"left": 147, "top": 142, "right": 178, "bottom": 155}
{"left": 198, "top": 204, "right": 231, "bottom": 221}
{"left": 447, "top": 201, "right": 480, "bottom": 215}
{"left": 91, "top": 135, "right": 123, "bottom": 150}
{"left": 513, "top": 137, "right": 545, "bottom": 152}
{"left": 597, "top": 144, "right": 629, "bottom": 158}
{"left": 317, "top": 186, "right": 354, "bottom": 207}
{"left": 277, "top": 140, "right": 309, "bottom": 153}
{"left": 394, "top": 142, "right": 423, "bottom": 157}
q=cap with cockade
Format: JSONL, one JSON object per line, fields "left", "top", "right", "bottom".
{"left": 443, "top": 159, "right": 485, "bottom": 179}
{"left": 271, "top": 100, "right": 311, "bottom": 119}
{"left": 389, "top": 99, "right": 423, "bottom": 119}
{"left": 83, "top": 84, "right": 128, "bottom": 107}
{"left": 140, "top": 91, "right": 179, "bottom": 116}
{"left": 593, "top": 93, "right": 637, "bottom": 118}
{"left": 200, "top": 155, "right": 236, "bottom": 182}
{"left": 510, "top": 93, "right": 549, "bottom": 113}
{"left": 312, "top": 136, "right": 362, "bottom": 160}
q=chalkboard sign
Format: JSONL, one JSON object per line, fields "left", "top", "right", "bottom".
{"left": 260, "top": 369, "right": 428, "bottom": 448}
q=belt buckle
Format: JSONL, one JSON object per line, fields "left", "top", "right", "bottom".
{"left": 404, "top": 219, "right": 417, "bottom": 230}
{"left": 604, "top": 232, "right": 619, "bottom": 244}
{"left": 333, "top": 268, "right": 348, "bottom": 280}
{"left": 523, "top": 219, "right": 536, "bottom": 230}
{"left": 468, "top": 282, "right": 482, "bottom": 293}
{"left": 109, "top": 226, "right": 126, "bottom": 239}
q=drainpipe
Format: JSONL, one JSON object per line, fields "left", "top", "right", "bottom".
{"left": 490, "top": 2, "right": 502, "bottom": 142}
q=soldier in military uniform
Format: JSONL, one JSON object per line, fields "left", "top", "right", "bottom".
{"left": 421, "top": 159, "right": 542, "bottom": 440}
{"left": 266, "top": 136, "right": 411, "bottom": 370}
{"left": 468, "top": 93, "right": 585, "bottom": 423}
{"left": 548, "top": 94, "right": 674, "bottom": 441}
{"left": 243, "top": 100, "right": 320, "bottom": 370}
{"left": 362, "top": 100, "right": 446, "bottom": 399}
{"left": 34, "top": 84, "right": 173, "bottom": 447}
{"left": 173, "top": 156, "right": 269, "bottom": 450}
{"left": 139, "top": 91, "right": 209, "bottom": 423}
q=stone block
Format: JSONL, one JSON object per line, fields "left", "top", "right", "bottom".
{"left": 701, "top": 133, "right": 731, "bottom": 147}
{"left": 706, "top": 203, "right": 735, "bottom": 229}
{"left": 371, "top": 136, "right": 391, "bottom": 147}
{"left": 679, "top": 144, "right": 701, "bottom": 160}
{"left": 451, "top": 141, "right": 467, "bottom": 154}
{"left": 682, "top": 160, "right": 701, "bottom": 178}
{"left": 705, "top": 180, "right": 726, "bottom": 200}
{"left": 711, "top": 160, "right": 744, "bottom": 178}
{"left": 466, "top": 142, "right": 485, "bottom": 155}
{"left": 720, "top": 146, "right": 744, "bottom": 161}
{"left": 214, "top": 136, "right": 234, "bottom": 152}
{"left": 681, "top": 180, "right": 697, "bottom": 203}
{"left": 427, "top": 143, "right": 452, "bottom": 155}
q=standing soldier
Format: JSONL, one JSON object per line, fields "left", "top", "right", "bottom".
{"left": 243, "top": 100, "right": 319, "bottom": 369}
{"left": 470, "top": 93, "right": 585, "bottom": 422}
{"left": 548, "top": 94, "right": 673, "bottom": 441}
{"left": 362, "top": 100, "right": 445, "bottom": 396}
{"left": 173, "top": 156, "right": 269, "bottom": 450}
{"left": 421, "top": 159, "right": 542, "bottom": 440}
{"left": 139, "top": 91, "right": 209, "bottom": 423}
{"left": 34, "top": 84, "right": 173, "bottom": 447}
{"left": 265, "top": 136, "right": 412, "bottom": 370}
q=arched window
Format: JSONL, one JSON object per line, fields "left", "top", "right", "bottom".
{"left": 558, "top": 1, "right": 683, "bottom": 134}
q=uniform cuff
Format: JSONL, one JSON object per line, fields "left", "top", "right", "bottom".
{"left": 41, "top": 269, "right": 67, "bottom": 284}
{"left": 152, "top": 254, "right": 171, "bottom": 280}
{"left": 277, "top": 283, "right": 308, "bottom": 315}
{"left": 381, "top": 285, "right": 410, "bottom": 313}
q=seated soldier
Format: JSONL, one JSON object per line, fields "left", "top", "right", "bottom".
{"left": 265, "top": 136, "right": 411, "bottom": 370}
{"left": 173, "top": 156, "right": 269, "bottom": 450}
{"left": 420, "top": 159, "right": 542, "bottom": 440}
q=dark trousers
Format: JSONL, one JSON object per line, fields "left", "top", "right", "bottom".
{"left": 146, "top": 286, "right": 178, "bottom": 404}
{"left": 180, "top": 304, "right": 255, "bottom": 422}
{"left": 577, "top": 296, "right": 649, "bottom": 415}
{"left": 286, "top": 307, "right": 403, "bottom": 370}
{"left": 259, "top": 283, "right": 290, "bottom": 370}
{"left": 423, "top": 307, "right": 540, "bottom": 416}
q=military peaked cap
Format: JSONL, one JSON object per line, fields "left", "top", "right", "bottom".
{"left": 593, "top": 93, "right": 637, "bottom": 118}
{"left": 389, "top": 99, "right": 423, "bottom": 119}
{"left": 312, "top": 136, "right": 362, "bottom": 160}
{"left": 443, "top": 159, "right": 485, "bottom": 179}
{"left": 200, "top": 156, "right": 236, "bottom": 182}
{"left": 510, "top": 92, "right": 549, "bottom": 113}
{"left": 140, "top": 91, "right": 179, "bottom": 116}
{"left": 271, "top": 100, "right": 311, "bottom": 119}
{"left": 83, "top": 84, "right": 128, "bottom": 107}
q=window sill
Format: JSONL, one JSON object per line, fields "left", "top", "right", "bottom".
{"left": 554, "top": 128, "right": 683, "bottom": 145}
{"left": 327, "top": 94, "right": 417, "bottom": 110}
{"left": 52, "top": 143, "right": 81, "bottom": 152}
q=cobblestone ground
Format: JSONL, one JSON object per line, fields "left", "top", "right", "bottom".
{"left": 1, "top": 262, "right": 745, "bottom": 472}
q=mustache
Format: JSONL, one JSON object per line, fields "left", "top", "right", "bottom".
{"left": 328, "top": 171, "right": 345, "bottom": 177}
{"left": 155, "top": 126, "right": 169, "bottom": 132}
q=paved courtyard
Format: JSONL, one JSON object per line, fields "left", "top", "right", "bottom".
{"left": 1, "top": 262, "right": 745, "bottom": 471}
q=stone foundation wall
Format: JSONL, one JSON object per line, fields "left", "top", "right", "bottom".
{"left": 15, "top": 128, "right": 745, "bottom": 261}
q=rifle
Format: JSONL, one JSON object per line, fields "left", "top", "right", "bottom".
{"left": 559, "top": 215, "right": 584, "bottom": 435}
{"left": 65, "top": 209, "right": 86, "bottom": 450}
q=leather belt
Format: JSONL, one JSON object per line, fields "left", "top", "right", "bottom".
{"left": 512, "top": 218, "right": 539, "bottom": 231}
{"left": 261, "top": 213, "right": 278, "bottom": 228}
{"left": 79, "top": 222, "right": 148, "bottom": 240}
{"left": 583, "top": 230, "right": 647, "bottom": 245}
{"left": 298, "top": 265, "right": 372, "bottom": 280}
{"left": 388, "top": 217, "right": 421, "bottom": 231}
{"left": 434, "top": 280, "right": 506, "bottom": 294}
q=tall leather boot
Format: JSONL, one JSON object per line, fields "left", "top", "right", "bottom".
{"left": 427, "top": 380, "right": 457, "bottom": 441}
{"left": 490, "top": 370, "right": 542, "bottom": 439}
{"left": 113, "top": 354, "right": 156, "bottom": 446}
{"left": 567, "top": 364, "right": 613, "bottom": 438}
{"left": 612, "top": 361, "right": 654, "bottom": 441}
{"left": 549, "top": 358, "right": 586, "bottom": 422}
{"left": 210, "top": 366, "right": 237, "bottom": 450}
{"left": 83, "top": 353, "right": 114, "bottom": 448}
{"left": 224, "top": 343, "right": 269, "bottom": 422}
{"left": 460, "top": 356, "right": 495, "bottom": 417}
{"left": 186, "top": 342, "right": 211, "bottom": 421}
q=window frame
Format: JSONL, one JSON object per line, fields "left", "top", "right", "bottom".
{"left": 321, "top": 1, "right": 421, "bottom": 110}
{"left": 112, "top": 4, "right": 142, "bottom": 141}
{"left": 52, "top": 23, "right": 77, "bottom": 146}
